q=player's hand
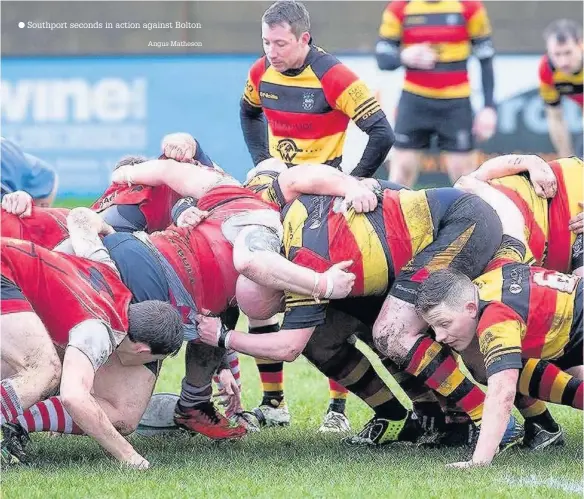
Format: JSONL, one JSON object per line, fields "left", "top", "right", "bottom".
{"left": 195, "top": 313, "right": 221, "bottom": 347}
{"left": 526, "top": 157, "right": 557, "bottom": 198}
{"left": 473, "top": 107, "right": 497, "bottom": 142}
{"left": 359, "top": 178, "right": 381, "bottom": 191}
{"left": 2, "top": 190, "right": 33, "bottom": 217}
{"left": 454, "top": 174, "right": 485, "bottom": 193}
{"left": 569, "top": 202, "right": 584, "bottom": 234}
{"left": 162, "top": 133, "right": 197, "bottom": 162}
{"left": 322, "top": 260, "right": 356, "bottom": 299}
{"left": 400, "top": 43, "right": 437, "bottom": 70}
{"left": 214, "top": 368, "right": 243, "bottom": 416}
{"left": 176, "top": 207, "right": 209, "bottom": 228}
{"left": 344, "top": 184, "right": 378, "bottom": 213}
{"left": 122, "top": 453, "right": 150, "bottom": 470}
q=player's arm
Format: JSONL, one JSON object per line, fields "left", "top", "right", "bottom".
{"left": 160, "top": 133, "right": 215, "bottom": 167}
{"left": 240, "top": 61, "right": 271, "bottom": 166}
{"left": 60, "top": 322, "right": 148, "bottom": 468}
{"left": 375, "top": 2, "right": 403, "bottom": 71}
{"left": 326, "top": 65, "right": 394, "bottom": 178}
{"left": 1, "top": 190, "right": 33, "bottom": 217}
{"left": 112, "top": 159, "right": 239, "bottom": 199}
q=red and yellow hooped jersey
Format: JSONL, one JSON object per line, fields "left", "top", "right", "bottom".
{"left": 538, "top": 54, "right": 583, "bottom": 108}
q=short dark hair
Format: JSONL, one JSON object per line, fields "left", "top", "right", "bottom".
{"left": 114, "top": 155, "right": 148, "bottom": 171}
{"left": 262, "top": 0, "right": 310, "bottom": 38}
{"left": 415, "top": 269, "right": 474, "bottom": 317}
{"left": 544, "top": 19, "right": 582, "bottom": 44}
{"left": 128, "top": 301, "right": 183, "bottom": 356}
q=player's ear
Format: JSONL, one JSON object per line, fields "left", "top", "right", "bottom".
{"left": 300, "top": 31, "right": 311, "bottom": 45}
{"left": 465, "top": 300, "right": 478, "bottom": 319}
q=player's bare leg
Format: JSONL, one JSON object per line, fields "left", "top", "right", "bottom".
{"left": 443, "top": 151, "right": 477, "bottom": 185}
{"left": 388, "top": 148, "right": 422, "bottom": 188}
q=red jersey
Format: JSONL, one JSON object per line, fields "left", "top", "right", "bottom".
{"left": 1, "top": 238, "right": 131, "bottom": 348}
{"left": 149, "top": 185, "right": 278, "bottom": 314}
{"left": 1, "top": 207, "right": 70, "bottom": 249}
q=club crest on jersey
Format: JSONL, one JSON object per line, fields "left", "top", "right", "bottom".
{"left": 302, "top": 91, "right": 315, "bottom": 111}
{"left": 276, "top": 139, "right": 301, "bottom": 163}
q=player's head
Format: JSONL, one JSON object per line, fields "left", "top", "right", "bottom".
{"left": 544, "top": 19, "right": 583, "bottom": 74}
{"left": 113, "top": 155, "right": 148, "bottom": 171}
{"left": 236, "top": 275, "right": 285, "bottom": 319}
{"left": 262, "top": 0, "right": 311, "bottom": 72}
{"left": 415, "top": 269, "right": 479, "bottom": 352}
{"left": 117, "top": 300, "right": 183, "bottom": 366}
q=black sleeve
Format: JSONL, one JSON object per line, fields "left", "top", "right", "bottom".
{"left": 193, "top": 139, "right": 214, "bottom": 167}
{"left": 240, "top": 99, "right": 271, "bottom": 166}
{"left": 479, "top": 57, "right": 495, "bottom": 108}
{"left": 171, "top": 197, "right": 197, "bottom": 225}
{"left": 351, "top": 118, "right": 395, "bottom": 178}
{"left": 375, "top": 39, "right": 402, "bottom": 71}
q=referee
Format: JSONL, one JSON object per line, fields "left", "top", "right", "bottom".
{"left": 240, "top": 0, "right": 394, "bottom": 178}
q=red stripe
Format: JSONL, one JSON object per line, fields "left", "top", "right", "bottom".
{"left": 319, "top": 63, "right": 359, "bottom": 105}
{"left": 405, "top": 337, "right": 433, "bottom": 375}
{"left": 1, "top": 299, "right": 33, "bottom": 314}
{"left": 1, "top": 386, "right": 16, "bottom": 422}
{"left": 329, "top": 380, "right": 348, "bottom": 393}
{"left": 477, "top": 303, "right": 521, "bottom": 337}
{"left": 250, "top": 56, "right": 268, "bottom": 89}
{"left": 405, "top": 70, "right": 469, "bottom": 89}
{"left": 51, "top": 397, "right": 66, "bottom": 433}
{"left": 382, "top": 190, "right": 412, "bottom": 274}
{"left": 523, "top": 272, "right": 557, "bottom": 358}
{"left": 265, "top": 108, "right": 349, "bottom": 139}
{"left": 538, "top": 364, "right": 558, "bottom": 401}
{"left": 546, "top": 162, "right": 572, "bottom": 272}
{"left": 573, "top": 383, "right": 583, "bottom": 410}
{"left": 260, "top": 372, "right": 283, "bottom": 384}
{"left": 23, "top": 411, "right": 36, "bottom": 432}
{"left": 229, "top": 359, "right": 239, "bottom": 369}
{"left": 538, "top": 55, "right": 554, "bottom": 86}
{"left": 424, "top": 355, "right": 458, "bottom": 389}
{"left": 492, "top": 184, "right": 547, "bottom": 265}
{"left": 457, "top": 385, "right": 485, "bottom": 415}
{"left": 37, "top": 401, "right": 51, "bottom": 431}
{"left": 403, "top": 26, "right": 470, "bottom": 44}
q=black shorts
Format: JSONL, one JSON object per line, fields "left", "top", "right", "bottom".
{"left": 555, "top": 282, "right": 583, "bottom": 370}
{"left": 394, "top": 91, "right": 474, "bottom": 152}
{"left": 391, "top": 191, "right": 503, "bottom": 304}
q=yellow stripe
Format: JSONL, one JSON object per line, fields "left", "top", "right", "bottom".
{"left": 559, "top": 158, "right": 584, "bottom": 249}
{"left": 269, "top": 131, "right": 347, "bottom": 166}
{"left": 475, "top": 269, "right": 505, "bottom": 302}
{"left": 540, "top": 288, "right": 574, "bottom": 360}
{"left": 552, "top": 70, "right": 584, "bottom": 85}
{"left": 379, "top": 9, "right": 401, "bottom": 39}
{"left": 437, "top": 367, "right": 465, "bottom": 397}
{"left": 413, "top": 341, "right": 442, "bottom": 377}
{"left": 519, "top": 359, "right": 538, "bottom": 396}
{"left": 426, "top": 225, "right": 475, "bottom": 273}
{"left": 282, "top": 200, "right": 308, "bottom": 259}
{"left": 255, "top": 358, "right": 280, "bottom": 366}
{"left": 338, "top": 356, "right": 371, "bottom": 387}
{"left": 549, "top": 371, "right": 571, "bottom": 404}
{"left": 346, "top": 212, "right": 389, "bottom": 295}
{"left": 468, "top": 402, "right": 484, "bottom": 424}
{"left": 518, "top": 399, "right": 547, "bottom": 418}
{"left": 399, "top": 190, "right": 434, "bottom": 256}
{"left": 261, "top": 382, "right": 284, "bottom": 392}
{"left": 401, "top": 41, "right": 470, "bottom": 63}
{"left": 539, "top": 82, "right": 560, "bottom": 104}
{"left": 467, "top": 7, "right": 492, "bottom": 38}
{"left": 403, "top": 80, "right": 471, "bottom": 99}
{"left": 405, "top": 0, "right": 463, "bottom": 15}
{"left": 364, "top": 387, "right": 393, "bottom": 408}
{"left": 330, "top": 390, "right": 348, "bottom": 400}
{"left": 262, "top": 65, "right": 323, "bottom": 89}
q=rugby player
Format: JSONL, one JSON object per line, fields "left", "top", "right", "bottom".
{"left": 1, "top": 211, "right": 183, "bottom": 468}
{"left": 415, "top": 228, "right": 583, "bottom": 467}
{"left": 240, "top": 0, "right": 395, "bottom": 429}
{"left": 538, "top": 20, "right": 583, "bottom": 158}
{"left": 376, "top": 0, "right": 496, "bottom": 185}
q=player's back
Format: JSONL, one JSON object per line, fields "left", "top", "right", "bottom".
{"left": 1, "top": 206, "right": 70, "bottom": 249}
{"left": 1, "top": 238, "right": 131, "bottom": 347}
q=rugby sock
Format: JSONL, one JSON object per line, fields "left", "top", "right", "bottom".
{"left": 328, "top": 380, "right": 348, "bottom": 414}
{"left": 16, "top": 397, "right": 83, "bottom": 434}
{"left": 514, "top": 394, "right": 559, "bottom": 432}
{"left": 178, "top": 380, "right": 212, "bottom": 412}
{"left": 320, "top": 343, "right": 407, "bottom": 421}
{"left": 250, "top": 324, "right": 285, "bottom": 407}
{"left": 1, "top": 380, "right": 23, "bottom": 425}
{"left": 519, "top": 359, "right": 583, "bottom": 410}
{"left": 404, "top": 337, "right": 485, "bottom": 424}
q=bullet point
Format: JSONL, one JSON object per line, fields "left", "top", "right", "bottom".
{"left": 18, "top": 22, "right": 25, "bottom": 28}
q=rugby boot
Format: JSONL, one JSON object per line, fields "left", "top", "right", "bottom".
{"left": 174, "top": 402, "right": 247, "bottom": 440}
{"left": 251, "top": 399, "right": 291, "bottom": 427}
{"left": 496, "top": 415, "right": 525, "bottom": 455}
{"left": 1, "top": 442, "right": 20, "bottom": 467}
{"left": 229, "top": 411, "right": 261, "bottom": 433}
{"left": 318, "top": 410, "right": 351, "bottom": 433}
{"left": 523, "top": 421, "right": 564, "bottom": 451}
{"left": 343, "top": 410, "right": 422, "bottom": 446}
{"left": 1, "top": 423, "right": 30, "bottom": 464}
{"left": 417, "top": 421, "right": 478, "bottom": 449}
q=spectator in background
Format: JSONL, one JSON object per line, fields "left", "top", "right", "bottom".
{"left": 539, "top": 19, "right": 583, "bottom": 158}
{"left": 1, "top": 138, "right": 59, "bottom": 207}
{"left": 375, "top": 0, "right": 497, "bottom": 186}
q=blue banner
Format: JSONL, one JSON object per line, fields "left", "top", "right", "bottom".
{"left": 1, "top": 55, "right": 259, "bottom": 196}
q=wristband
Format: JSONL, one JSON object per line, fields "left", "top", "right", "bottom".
{"left": 218, "top": 324, "right": 232, "bottom": 349}
{"left": 312, "top": 271, "right": 321, "bottom": 303}
{"left": 324, "top": 273, "right": 334, "bottom": 299}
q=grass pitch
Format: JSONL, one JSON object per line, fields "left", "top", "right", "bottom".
{"left": 3, "top": 198, "right": 581, "bottom": 498}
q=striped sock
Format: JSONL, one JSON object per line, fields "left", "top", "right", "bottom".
{"left": 328, "top": 379, "right": 348, "bottom": 414}
{"left": 514, "top": 394, "right": 559, "bottom": 432}
{"left": 519, "top": 359, "right": 583, "bottom": 410}
{"left": 1, "top": 380, "right": 23, "bottom": 425}
{"left": 404, "top": 337, "right": 485, "bottom": 424}
{"left": 250, "top": 324, "right": 285, "bottom": 407}
{"left": 16, "top": 397, "right": 83, "bottom": 434}
{"left": 178, "top": 380, "right": 212, "bottom": 410}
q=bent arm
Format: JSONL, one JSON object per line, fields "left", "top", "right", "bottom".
{"left": 472, "top": 154, "right": 545, "bottom": 181}
{"left": 228, "top": 327, "right": 314, "bottom": 362}
{"left": 67, "top": 208, "right": 117, "bottom": 270}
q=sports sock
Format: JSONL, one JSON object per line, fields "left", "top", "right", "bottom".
{"left": 519, "top": 359, "right": 583, "bottom": 410}
{"left": 250, "top": 324, "right": 285, "bottom": 407}
{"left": 1, "top": 380, "right": 23, "bottom": 425}
{"left": 515, "top": 393, "right": 559, "bottom": 432}
{"left": 404, "top": 337, "right": 485, "bottom": 424}
{"left": 178, "top": 379, "right": 212, "bottom": 412}
{"left": 16, "top": 397, "right": 83, "bottom": 434}
{"left": 328, "top": 380, "right": 348, "bottom": 414}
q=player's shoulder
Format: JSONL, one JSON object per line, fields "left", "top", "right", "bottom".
{"left": 309, "top": 46, "right": 342, "bottom": 78}
{"left": 384, "top": 1, "right": 408, "bottom": 17}
{"left": 461, "top": 0, "right": 487, "bottom": 15}
{"left": 310, "top": 48, "right": 359, "bottom": 91}
{"left": 538, "top": 54, "right": 554, "bottom": 81}
{"left": 249, "top": 55, "right": 269, "bottom": 81}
